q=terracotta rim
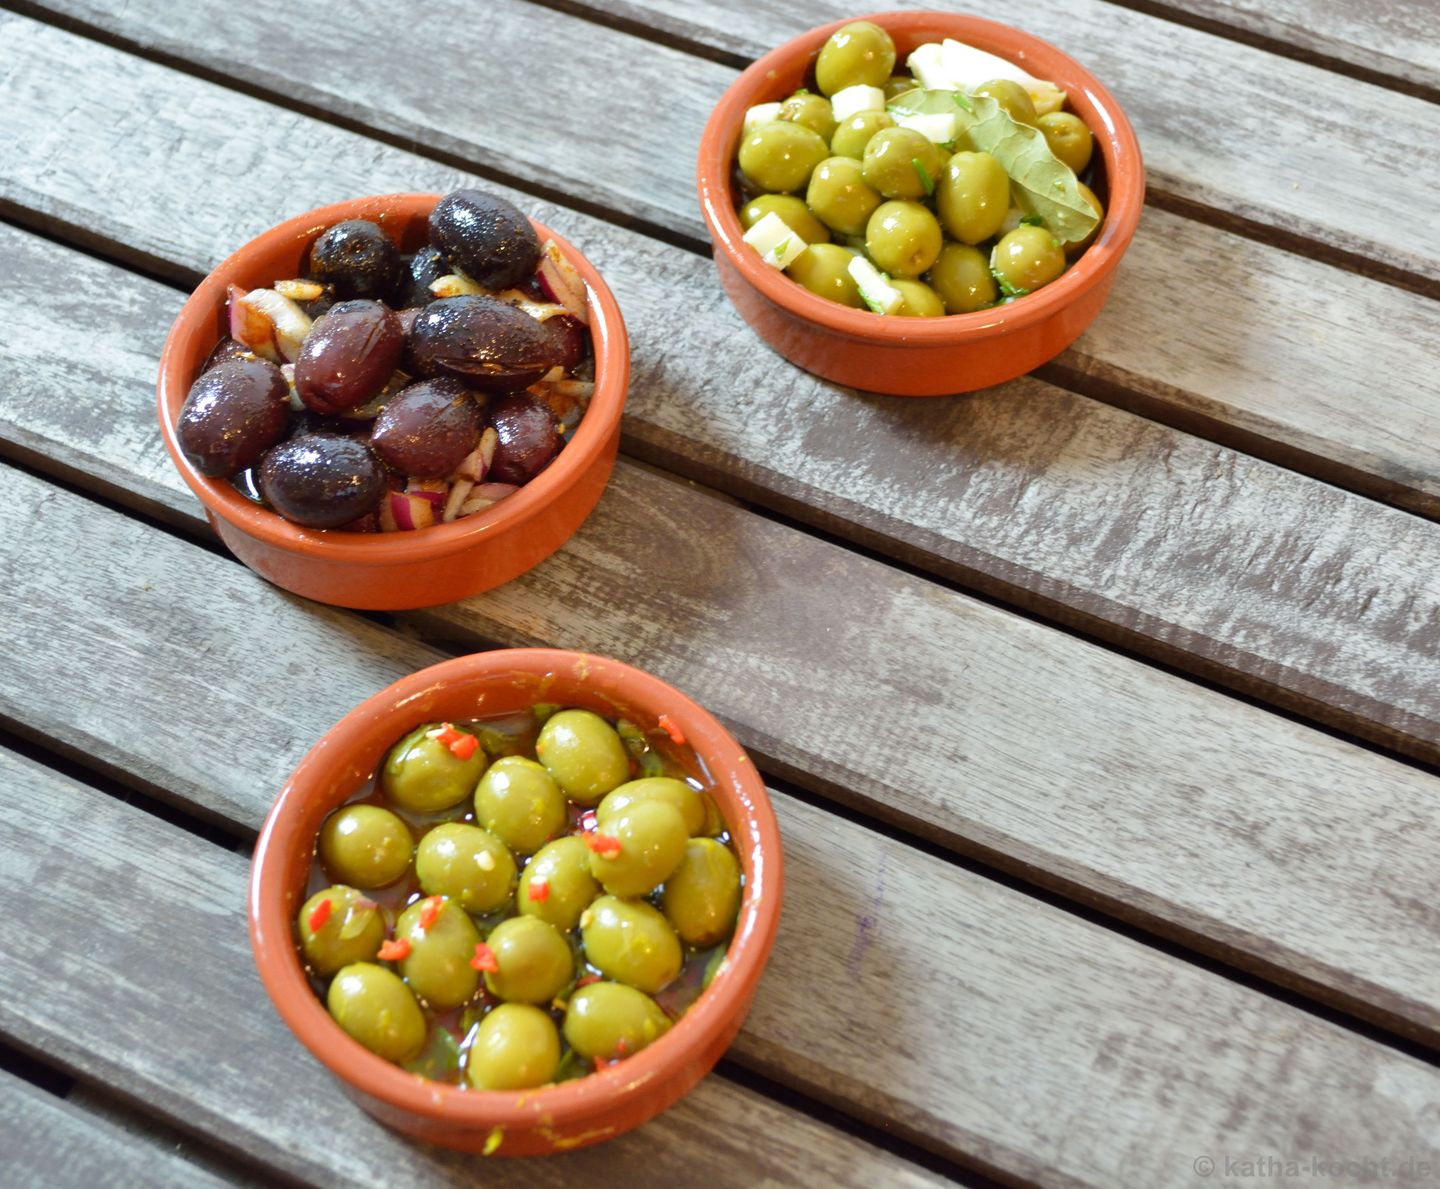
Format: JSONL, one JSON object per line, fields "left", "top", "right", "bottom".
{"left": 156, "top": 195, "right": 629, "bottom": 565}
{"left": 696, "top": 11, "right": 1145, "bottom": 343}
{"left": 249, "top": 649, "right": 783, "bottom": 1132}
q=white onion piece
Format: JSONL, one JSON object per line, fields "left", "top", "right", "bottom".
{"left": 430, "top": 273, "right": 492, "bottom": 298}
{"left": 536, "top": 240, "right": 588, "bottom": 325}
{"left": 279, "top": 363, "right": 304, "bottom": 412}
{"left": 458, "top": 482, "right": 519, "bottom": 516}
{"left": 227, "top": 285, "right": 280, "bottom": 361}
{"left": 274, "top": 278, "right": 326, "bottom": 301}
{"left": 442, "top": 479, "right": 473, "bottom": 523}
{"left": 451, "top": 430, "right": 494, "bottom": 484}
{"left": 551, "top": 380, "right": 595, "bottom": 400}
{"left": 238, "top": 287, "right": 312, "bottom": 361}
{"left": 493, "top": 290, "right": 570, "bottom": 322}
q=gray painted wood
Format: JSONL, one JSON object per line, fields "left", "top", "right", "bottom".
{"left": 0, "top": 749, "right": 944, "bottom": 1188}
{"left": 0, "top": 1069, "right": 240, "bottom": 1189}
{"left": 2, "top": 25, "right": 1439, "bottom": 765}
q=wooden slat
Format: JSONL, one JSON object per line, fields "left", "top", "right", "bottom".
{"left": 0, "top": 748, "right": 944, "bottom": 1188}
{"left": 2, "top": 30, "right": 1440, "bottom": 766}
{"left": 0, "top": 1069, "right": 240, "bottom": 1189}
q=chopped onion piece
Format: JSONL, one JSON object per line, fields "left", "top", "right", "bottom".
{"left": 274, "top": 278, "right": 326, "bottom": 301}
{"left": 458, "top": 483, "right": 519, "bottom": 516}
{"left": 443, "top": 479, "right": 474, "bottom": 523}
{"left": 233, "top": 286, "right": 312, "bottom": 361}
{"left": 551, "top": 380, "right": 595, "bottom": 399}
{"left": 541, "top": 365, "right": 567, "bottom": 383}
{"left": 431, "top": 273, "right": 491, "bottom": 298}
{"left": 451, "top": 430, "right": 495, "bottom": 484}
{"left": 848, "top": 256, "right": 904, "bottom": 315}
{"left": 536, "top": 240, "right": 589, "bottom": 325}
{"left": 279, "top": 363, "right": 304, "bottom": 411}
{"left": 493, "top": 290, "right": 570, "bottom": 322}
{"left": 381, "top": 490, "right": 438, "bottom": 532}
{"left": 228, "top": 285, "right": 280, "bottom": 362}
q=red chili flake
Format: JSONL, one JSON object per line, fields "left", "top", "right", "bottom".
{"left": 470, "top": 942, "right": 499, "bottom": 973}
{"left": 656, "top": 714, "right": 686, "bottom": 746}
{"left": 616, "top": 1037, "right": 629, "bottom": 1056}
{"left": 418, "top": 896, "right": 443, "bottom": 931}
{"left": 577, "top": 809, "right": 598, "bottom": 834}
{"left": 584, "top": 833, "right": 621, "bottom": 859}
{"left": 593, "top": 1056, "right": 608, "bottom": 1072}
{"left": 529, "top": 878, "right": 550, "bottom": 903}
{"left": 575, "top": 974, "right": 601, "bottom": 988}
{"left": 307, "top": 897, "right": 333, "bottom": 932}
{"left": 377, "top": 937, "right": 411, "bottom": 961}
{"left": 428, "top": 722, "right": 478, "bottom": 760}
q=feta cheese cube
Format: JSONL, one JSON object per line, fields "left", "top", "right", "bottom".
{"left": 743, "top": 102, "right": 783, "bottom": 134}
{"left": 830, "top": 83, "right": 886, "bottom": 122}
{"left": 847, "top": 255, "right": 905, "bottom": 315}
{"left": 742, "top": 212, "right": 808, "bottom": 270}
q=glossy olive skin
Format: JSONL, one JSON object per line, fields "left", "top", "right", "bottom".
{"left": 517, "top": 835, "right": 601, "bottom": 930}
{"left": 580, "top": 896, "right": 682, "bottom": 994}
{"left": 306, "top": 220, "right": 401, "bottom": 302}
{"left": 588, "top": 799, "right": 689, "bottom": 897}
{"left": 597, "top": 777, "right": 706, "bottom": 838}
{"left": 294, "top": 300, "right": 404, "bottom": 414}
{"left": 177, "top": 357, "right": 290, "bottom": 478}
{"left": 662, "top": 838, "right": 742, "bottom": 946}
{"left": 297, "top": 885, "right": 385, "bottom": 976}
{"left": 535, "top": 710, "right": 631, "bottom": 806}
{"left": 829, "top": 110, "right": 895, "bottom": 159}
{"left": 815, "top": 21, "right": 896, "bottom": 95}
{"left": 936, "top": 151, "right": 1010, "bottom": 245}
{"left": 991, "top": 225, "right": 1066, "bottom": 294}
{"left": 482, "top": 916, "right": 574, "bottom": 1004}
{"left": 739, "top": 194, "right": 830, "bottom": 246}
{"left": 927, "top": 242, "right": 998, "bottom": 312}
{"left": 1037, "top": 111, "right": 1094, "bottom": 175}
{"left": 786, "top": 243, "right": 864, "bottom": 308}
{"left": 428, "top": 189, "right": 540, "bottom": 290}
{"left": 319, "top": 804, "right": 414, "bottom": 888}
{"left": 1067, "top": 182, "right": 1105, "bottom": 256}
{"left": 381, "top": 723, "right": 487, "bottom": 813}
{"left": 806, "top": 157, "right": 882, "bottom": 237}
{"left": 865, "top": 201, "right": 943, "bottom": 279}
{"left": 465, "top": 1003, "right": 560, "bottom": 1090}
{"left": 327, "top": 963, "right": 426, "bottom": 1062}
{"left": 973, "top": 78, "right": 1037, "bottom": 126}
{"left": 737, "top": 121, "right": 829, "bottom": 194}
{"left": 861, "top": 128, "right": 944, "bottom": 201}
{"left": 473, "top": 755, "right": 569, "bottom": 854}
{"left": 397, "top": 245, "right": 447, "bottom": 308}
{"left": 410, "top": 296, "right": 559, "bottom": 392}
{"left": 487, "top": 393, "right": 562, "bottom": 485}
{"left": 370, "top": 377, "right": 483, "bottom": 478}
{"left": 779, "top": 91, "right": 837, "bottom": 143}
{"left": 891, "top": 278, "right": 946, "bottom": 317}
{"left": 562, "top": 981, "right": 672, "bottom": 1060}
{"left": 396, "top": 896, "right": 482, "bottom": 1008}
{"left": 414, "top": 822, "right": 516, "bottom": 912}
{"left": 257, "top": 435, "right": 386, "bottom": 529}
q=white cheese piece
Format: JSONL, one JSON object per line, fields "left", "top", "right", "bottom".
{"left": 895, "top": 110, "right": 960, "bottom": 145}
{"left": 742, "top": 102, "right": 783, "bottom": 133}
{"left": 939, "top": 38, "right": 1067, "bottom": 114}
{"left": 906, "top": 41, "right": 953, "bottom": 90}
{"left": 830, "top": 83, "right": 886, "bottom": 122}
{"left": 742, "top": 212, "right": 808, "bottom": 270}
{"left": 847, "top": 255, "right": 904, "bottom": 315}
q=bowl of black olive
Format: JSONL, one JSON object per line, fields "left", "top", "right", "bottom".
{"left": 156, "top": 190, "right": 629, "bottom": 609}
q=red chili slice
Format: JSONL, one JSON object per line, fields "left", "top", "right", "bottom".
{"left": 307, "top": 897, "right": 333, "bottom": 931}
{"left": 584, "top": 833, "right": 621, "bottom": 859}
{"left": 377, "top": 937, "right": 412, "bottom": 961}
{"left": 418, "top": 896, "right": 443, "bottom": 930}
{"left": 529, "top": 878, "right": 550, "bottom": 903}
{"left": 656, "top": 714, "right": 686, "bottom": 745}
{"left": 470, "top": 942, "right": 499, "bottom": 973}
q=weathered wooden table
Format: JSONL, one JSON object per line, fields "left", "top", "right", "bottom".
{"left": 3, "top": 0, "right": 1438, "bottom": 1185}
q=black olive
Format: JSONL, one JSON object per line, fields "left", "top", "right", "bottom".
{"left": 257, "top": 434, "right": 385, "bottom": 528}
{"left": 409, "top": 296, "right": 560, "bottom": 391}
{"left": 428, "top": 189, "right": 539, "bottom": 290}
{"left": 305, "top": 220, "right": 402, "bottom": 301}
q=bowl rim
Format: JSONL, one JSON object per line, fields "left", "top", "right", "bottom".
{"left": 156, "top": 194, "right": 628, "bottom": 564}
{"left": 248, "top": 648, "right": 783, "bottom": 1133}
{"left": 696, "top": 10, "right": 1145, "bottom": 343}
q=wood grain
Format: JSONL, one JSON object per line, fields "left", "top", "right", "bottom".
{"left": 2, "top": 22, "right": 1439, "bottom": 764}
{"left": 0, "top": 1069, "right": 240, "bottom": 1189}
{"left": 6, "top": 201, "right": 1440, "bottom": 1044}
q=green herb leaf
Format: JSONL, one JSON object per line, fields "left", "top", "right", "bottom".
{"left": 964, "top": 95, "right": 1099, "bottom": 244}
{"left": 774, "top": 236, "right": 793, "bottom": 258}
{"left": 911, "top": 158, "right": 935, "bottom": 197}
{"left": 1020, "top": 214, "right": 1046, "bottom": 227}
{"left": 952, "top": 90, "right": 974, "bottom": 113}
{"left": 887, "top": 87, "right": 979, "bottom": 130}
{"left": 992, "top": 271, "right": 1031, "bottom": 299}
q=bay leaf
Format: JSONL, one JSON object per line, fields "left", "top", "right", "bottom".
{"left": 886, "top": 87, "right": 975, "bottom": 120}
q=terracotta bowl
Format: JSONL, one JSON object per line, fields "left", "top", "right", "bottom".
{"left": 696, "top": 11, "right": 1144, "bottom": 395}
{"left": 249, "top": 649, "right": 783, "bottom": 1156}
{"left": 157, "top": 194, "right": 629, "bottom": 609}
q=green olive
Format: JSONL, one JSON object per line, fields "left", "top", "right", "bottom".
{"left": 414, "top": 822, "right": 516, "bottom": 912}
{"left": 881, "top": 74, "right": 913, "bottom": 101}
{"left": 535, "top": 710, "right": 631, "bottom": 807}
{"left": 991, "top": 225, "right": 1066, "bottom": 295}
{"left": 935, "top": 150, "right": 1010, "bottom": 245}
{"left": 327, "top": 963, "right": 426, "bottom": 1063}
{"left": 865, "top": 201, "right": 943, "bottom": 279}
{"left": 1036, "top": 111, "right": 1093, "bottom": 175}
{"left": 737, "top": 121, "right": 830, "bottom": 194}
{"left": 815, "top": 21, "right": 896, "bottom": 96}
{"left": 891, "top": 279, "right": 946, "bottom": 317}
{"left": 805, "top": 157, "right": 882, "bottom": 237}
{"left": 580, "top": 896, "right": 682, "bottom": 993}
{"left": 588, "top": 800, "right": 689, "bottom": 897}
{"left": 380, "top": 723, "right": 485, "bottom": 814}
{"left": 597, "top": 777, "right": 706, "bottom": 838}
{"left": 739, "top": 194, "right": 830, "bottom": 245}
{"left": 482, "top": 916, "right": 574, "bottom": 1004}
{"left": 473, "top": 755, "right": 568, "bottom": 855}
{"left": 779, "top": 90, "right": 837, "bottom": 143}
{"left": 703, "top": 947, "right": 728, "bottom": 990}
{"left": 926, "top": 242, "right": 997, "bottom": 313}
{"left": 785, "top": 243, "right": 864, "bottom": 308}
{"left": 297, "top": 885, "right": 384, "bottom": 976}
{"left": 861, "top": 128, "right": 944, "bottom": 201}
{"left": 562, "top": 982, "right": 672, "bottom": 1061}
{"left": 464, "top": 1003, "right": 560, "bottom": 1091}
{"left": 318, "top": 804, "right": 413, "bottom": 889}
{"left": 829, "top": 110, "right": 894, "bottom": 159}
{"left": 662, "top": 838, "right": 742, "bottom": 946}
{"left": 972, "top": 78, "right": 1037, "bottom": 126}
{"left": 1067, "top": 182, "right": 1105, "bottom": 257}
{"left": 396, "top": 896, "right": 482, "bottom": 1008}
{"left": 517, "top": 835, "right": 601, "bottom": 931}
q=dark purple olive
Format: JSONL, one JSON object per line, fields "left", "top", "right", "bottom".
{"left": 541, "top": 315, "right": 587, "bottom": 372}
{"left": 488, "top": 393, "right": 561, "bottom": 485}
{"left": 410, "top": 296, "right": 560, "bottom": 391}
{"left": 294, "top": 300, "right": 404, "bottom": 414}
{"left": 428, "top": 189, "right": 539, "bottom": 290}
{"left": 514, "top": 273, "right": 547, "bottom": 301}
{"left": 201, "top": 337, "right": 255, "bottom": 374}
{"left": 305, "top": 220, "right": 401, "bottom": 301}
{"left": 177, "top": 357, "right": 291, "bottom": 478}
{"left": 396, "top": 246, "right": 448, "bottom": 308}
{"left": 371, "top": 378, "right": 484, "bottom": 478}
{"left": 300, "top": 292, "right": 337, "bottom": 320}
{"left": 257, "top": 434, "right": 385, "bottom": 529}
